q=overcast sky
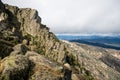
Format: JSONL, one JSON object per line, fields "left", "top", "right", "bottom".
{"left": 2, "top": 0, "right": 120, "bottom": 34}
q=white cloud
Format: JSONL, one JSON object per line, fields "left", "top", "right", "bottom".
{"left": 2, "top": 0, "right": 120, "bottom": 33}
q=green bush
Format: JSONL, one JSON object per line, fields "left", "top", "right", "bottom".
{"left": 65, "top": 54, "right": 79, "bottom": 66}
{"left": 37, "top": 48, "right": 45, "bottom": 55}
{"left": 24, "top": 34, "right": 32, "bottom": 41}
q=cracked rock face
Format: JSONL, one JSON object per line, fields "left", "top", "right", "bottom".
{"left": 0, "top": 1, "right": 73, "bottom": 80}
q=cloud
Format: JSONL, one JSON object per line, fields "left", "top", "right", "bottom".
{"left": 2, "top": 0, "right": 120, "bottom": 33}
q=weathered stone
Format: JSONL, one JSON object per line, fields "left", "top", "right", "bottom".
{"left": 0, "top": 60, "right": 3, "bottom": 74}
{"left": 26, "top": 51, "right": 63, "bottom": 80}
{"left": 10, "top": 44, "right": 29, "bottom": 56}
{"left": 63, "top": 63, "right": 72, "bottom": 80}
{"left": 22, "top": 39, "right": 28, "bottom": 45}
{"left": 64, "top": 63, "right": 71, "bottom": 70}
{"left": 0, "top": 55, "right": 30, "bottom": 80}
{"left": 0, "top": 9, "right": 8, "bottom": 32}
{"left": 0, "top": 39, "right": 13, "bottom": 58}
{"left": 72, "top": 74, "right": 80, "bottom": 80}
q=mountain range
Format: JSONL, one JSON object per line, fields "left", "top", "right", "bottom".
{"left": 57, "top": 34, "right": 120, "bottom": 50}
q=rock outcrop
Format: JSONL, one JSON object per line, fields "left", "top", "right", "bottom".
{"left": 26, "top": 51, "right": 63, "bottom": 80}
{"left": 0, "top": 0, "right": 91, "bottom": 80}
{"left": 0, "top": 55, "right": 30, "bottom": 80}
{"left": 65, "top": 41, "right": 120, "bottom": 80}
{"left": 0, "top": 0, "right": 120, "bottom": 80}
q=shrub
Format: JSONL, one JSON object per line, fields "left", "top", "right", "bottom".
{"left": 65, "top": 54, "right": 79, "bottom": 66}
{"left": 37, "top": 48, "right": 45, "bottom": 55}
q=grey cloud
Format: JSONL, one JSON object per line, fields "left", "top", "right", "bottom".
{"left": 2, "top": 0, "right": 120, "bottom": 34}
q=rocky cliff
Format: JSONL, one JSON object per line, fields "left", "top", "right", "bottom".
{"left": 0, "top": 0, "right": 120, "bottom": 80}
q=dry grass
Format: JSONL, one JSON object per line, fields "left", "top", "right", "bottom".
{"left": 29, "top": 63, "right": 63, "bottom": 80}
{"left": 33, "top": 63, "right": 62, "bottom": 76}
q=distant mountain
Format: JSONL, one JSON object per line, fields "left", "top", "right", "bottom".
{"left": 70, "top": 39, "right": 120, "bottom": 50}
{"left": 57, "top": 34, "right": 120, "bottom": 50}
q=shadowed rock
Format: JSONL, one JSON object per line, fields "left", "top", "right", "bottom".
{"left": 10, "top": 44, "right": 29, "bottom": 56}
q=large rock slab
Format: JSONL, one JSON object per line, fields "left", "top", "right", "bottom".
{"left": 26, "top": 51, "right": 64, "bottom": 80}
{"left": 0, "top": 55, "right": 30, "bottom": 80}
